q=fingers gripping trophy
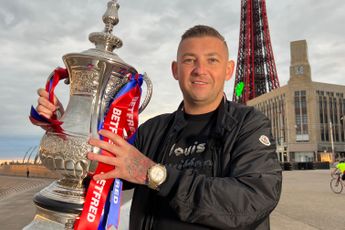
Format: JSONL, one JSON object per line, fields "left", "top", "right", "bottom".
{"left": 25, "top": 1, "right": 152, "bottom": 229}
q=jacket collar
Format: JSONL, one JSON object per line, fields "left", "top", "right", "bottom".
{"left": 214, "top": 98, "right": 238, "bottom": 138}
{"left": 172, "top": 96, "right": 239, "bottom": 137}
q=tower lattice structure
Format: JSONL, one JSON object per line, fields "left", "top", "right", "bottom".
{"left": 233, "top": 0, "right": 280, "bottom": 104}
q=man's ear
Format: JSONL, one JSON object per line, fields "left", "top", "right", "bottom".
{"left": 171, "top": 61, "right": 178, "bottom": 80}
{"left": 225, "top": 60, "right": 235, "bottom": 81}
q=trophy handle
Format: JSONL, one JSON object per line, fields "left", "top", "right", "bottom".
{"left": 139, "top": 72, "right": 153, "bottom": 114}
{"left": 45, "top": 67, "right": 69, "bottom": 105}
{"left": 43, "top": 67, "right": 69, "bottom": 120}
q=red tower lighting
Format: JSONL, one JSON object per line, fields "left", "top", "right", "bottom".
{"left": 233, "top": 0, "right": 280, "bottom": 104}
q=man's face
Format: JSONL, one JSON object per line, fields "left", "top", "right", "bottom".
{"left": 172, "top": 36, "right": 234, "bottom": 110}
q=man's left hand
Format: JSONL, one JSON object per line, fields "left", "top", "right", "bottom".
{"left": 87, "top": 129, "right": 155, "bottom": 185}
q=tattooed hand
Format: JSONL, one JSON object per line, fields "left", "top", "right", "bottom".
{"left": 87, "top": 129, "right": 155, "bottom": 185}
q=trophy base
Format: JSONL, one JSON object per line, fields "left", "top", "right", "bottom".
{"left": 23, "top": 205, "right": 79, "bottom": 230}
{"left": 23, "top": 178, "right": 87, "bottom": 230}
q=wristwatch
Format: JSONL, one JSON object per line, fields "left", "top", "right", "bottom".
{"left": 147, "top": 164, "right": 167, "bottom": 190}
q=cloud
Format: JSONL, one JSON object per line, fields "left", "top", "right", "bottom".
{"left": 0, "top": 0, "right": 344, "bottom": 142}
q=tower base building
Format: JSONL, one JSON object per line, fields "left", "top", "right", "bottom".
{"left": 247, "top": 40, "right": 345, "bottom": 163}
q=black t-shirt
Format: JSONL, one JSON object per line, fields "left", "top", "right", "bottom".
{"left": 153, "top": 109, "right": 218, "bottom": 230}
{"left": 164, "top": 110, "right": 217, "bottom": 176}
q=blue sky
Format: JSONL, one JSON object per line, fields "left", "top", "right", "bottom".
{"left": 1, "top": 0, "right": 345, "bottom": 160}
{"left": 0, "top": 136, "right": 40, "bottom": 160}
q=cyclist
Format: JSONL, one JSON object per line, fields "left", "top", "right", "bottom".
{"left": 336, "top": 159, "right": 345, "bottom": 180}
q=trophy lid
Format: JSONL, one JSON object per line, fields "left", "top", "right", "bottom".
{"left": 89, "top": 0, "right": 122, "bottom": 53}
{"left": 65, "top": 0, "right": 134, "bottom": 69}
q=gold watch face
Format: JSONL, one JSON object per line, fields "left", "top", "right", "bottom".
{"left": 150, "top": 165, "right": 166, "bottom": 183}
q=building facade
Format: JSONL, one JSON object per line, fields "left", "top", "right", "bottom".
{"left": 247, "top": 40, "right": 345, "bottom": 163}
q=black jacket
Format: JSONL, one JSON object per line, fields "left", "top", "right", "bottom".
{"left": 128, "top": 100, "right": 282, "bottom": 229}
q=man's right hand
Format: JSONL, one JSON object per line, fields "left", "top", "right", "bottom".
{"left": 36, "top": 88, "right": 64, "bottom": 119}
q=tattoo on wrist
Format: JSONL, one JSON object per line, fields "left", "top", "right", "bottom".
{"left": 126, "top": 155, "right": 152, "bottom": 184}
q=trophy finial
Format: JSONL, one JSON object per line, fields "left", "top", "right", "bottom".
{"left": 89, "top": 0, "right": 123, "bottom": 52}
{"left": 103, "top": 0, "right": 119, "bottom": 33}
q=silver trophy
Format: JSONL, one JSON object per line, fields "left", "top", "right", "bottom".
{"left": 24, "top": 1, "right": 152, "bottom": 229}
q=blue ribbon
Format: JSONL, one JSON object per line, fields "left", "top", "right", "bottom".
{"left": 105, "top": 178, "right": 123, "bottom": 229}
{"left": 97, "top": 73, "right": 143, "bottom": 230}
{"left": 30, "top": 106, "right": 50, "bottom": 123}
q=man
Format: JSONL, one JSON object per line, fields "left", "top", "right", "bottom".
{"left": 336, "top": 160, "right": 345, "bottom": 180}
{"left": 36, "top": 25, "right": 282, "bottom": 229}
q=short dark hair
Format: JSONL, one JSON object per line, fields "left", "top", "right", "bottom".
{"left": 181, "top": 25, "right": 228, "bottom": 49}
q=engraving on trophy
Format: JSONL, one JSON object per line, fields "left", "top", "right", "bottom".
{"left": 103, "top": 72, "right": 129, "bottom": 111}
{"left": 70, "top": 69, "right": 100, "bottom": 96}
{"left": 39, "top": 133, "right": 91, "bottom": 179}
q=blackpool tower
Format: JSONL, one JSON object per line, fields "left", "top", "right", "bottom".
{"left": 233, "top": 0, "right": 280, "bottom": 104}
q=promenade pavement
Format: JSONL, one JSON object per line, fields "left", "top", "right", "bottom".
{"left": 1, "top": 170, "right": 344, "bottom": 230}
{"left": 0, "top": 176, "right": 53, "bottom": 230}
{"left": 271, "top": 170, "right": 345, "bottom": 230}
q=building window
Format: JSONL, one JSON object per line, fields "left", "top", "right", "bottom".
{"left": 319, "top": 96, "right": 323, "bottom": 123}
{"left": 319, "top": 92, "right": 345, "bottom": 143}
{"left": 324, "top": 96, "right": 329, "bottom": 141}
{"left": 253, "top": 95, "right": 287, "bottom": 146}
{"left": 340, "top": 98, "right": 345, "bottom": 142}
{"left": 333, "top": 98, "right": 339, "bottom": 142}
{"left": 295, "top": 90, "right": 309, "bottom": 142}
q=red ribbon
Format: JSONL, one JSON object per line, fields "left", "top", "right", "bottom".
{"left": 74, "top": 75, "right": 141, "bottom": 230}
{"left": 29, "top": 67, "right": 68, "bottom": 132}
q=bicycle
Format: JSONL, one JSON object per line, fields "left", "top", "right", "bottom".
{"left": 330, "top": 172, "right": 344, "bottom": 194}
{"left": 331, "top": 166, "right": 343, "bottom": 179}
